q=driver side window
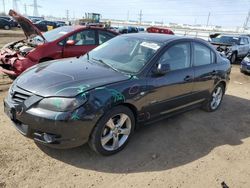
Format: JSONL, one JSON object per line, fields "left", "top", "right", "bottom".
{"left": 158, "top": 42, "right": 191, "bottom": 71}
{"left": 66, "top": 30, "right": 96, "bottom": 46}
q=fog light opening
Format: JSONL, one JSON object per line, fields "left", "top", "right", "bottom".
{"left": 43, "top": 133, "right": 55, "bottom": 143}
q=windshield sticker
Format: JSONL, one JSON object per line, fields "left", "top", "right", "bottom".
{"left": 140, "top": 42, "right": 160, "bottom": 51}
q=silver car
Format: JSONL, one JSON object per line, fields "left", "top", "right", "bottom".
{"left": 209, "top": 34, "right": 250, "bottom": 63}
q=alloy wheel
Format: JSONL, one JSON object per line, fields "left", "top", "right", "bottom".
{"left": 101, "top": 113, "right": 132, "bottom": 151}
{"left": 210, "top": 86, "right": 223, "bottom": 110}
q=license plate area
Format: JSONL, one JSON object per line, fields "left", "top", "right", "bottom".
{"left": 4, "top": 101, "right": 29, "bottom": 136}
{"left": 4, "top": 101, "right": 16, "bottom": 121}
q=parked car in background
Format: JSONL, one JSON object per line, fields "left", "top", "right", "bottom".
{"left": 3, "top": 33, "right": 231, "bottom": 155}
{"left": 147, "top": 26, "right": 174, "bottom": 35}
{"left": 28, "top": 16, "right": 44, "bottom": 23}
{"left": 138, "top": 27, "right": 145, "bottom": 32}
{"left": 209, "top": 33, "right": 250, "bottom": 63}
{"left": 55, "top": 21, "right": 67, "bottom": 27}
{"left": 0, "top": 10, "right": 119, "bottom": 78}
{"left": 119, "top": 26, "right": 138, "bottom": 34}
{"left": 0, "top": 16, "right": 18, "bottom": 27}
{"left": 240, "top": 53, "right": 250, "bottom": 74}
{"left": 34, "top": 20, "right": 58, "bottom": 32}
{"left": 0, "top": 18, "right": 11, "bottom": 30}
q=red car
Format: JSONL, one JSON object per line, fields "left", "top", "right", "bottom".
{"left": 147, "top": 26, "right": 174, "bottom": 35}
{"left": 0, "top": 10, "right": 119, "bottom": 78}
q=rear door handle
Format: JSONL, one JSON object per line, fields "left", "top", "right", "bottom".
{"left": 184, "top": 75, "right": 193, "bottom": 82}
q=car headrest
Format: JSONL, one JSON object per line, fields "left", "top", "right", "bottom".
{"left": 168, "top": 46, "right": 185, "bottom": 59}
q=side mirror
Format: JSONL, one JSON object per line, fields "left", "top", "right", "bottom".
{"left": 153, "top": 63, "right": 170, "bottom": 76}
{"left": 65, "top": 40, "right": 75, "bottom": 46}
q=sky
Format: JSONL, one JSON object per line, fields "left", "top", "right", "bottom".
{"left": 1, "top": 0, "right": 250, "bottom": 27}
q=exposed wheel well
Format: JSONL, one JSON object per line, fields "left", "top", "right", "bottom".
{"left": 118, "top": 103, "right": 138, "bottom": 124}
{"left": 218, "top": 81, "right": 226, "bottom": 93}
{"left": 39, "top": 57, "right": 54, "bottom": 63}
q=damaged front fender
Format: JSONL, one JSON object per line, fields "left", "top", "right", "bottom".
{"left": 0, "top": 51, "right": 37, "bottom": 77}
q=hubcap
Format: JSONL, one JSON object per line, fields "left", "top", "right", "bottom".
{"left": 101, "top": 113, "right": 131, "bottom": 151}
{"left": 210, "top": 87, "right": 223, "bottom": 110}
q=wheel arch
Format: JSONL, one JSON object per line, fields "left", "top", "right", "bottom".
{"left": 120, "top": 103, "right": 138, "bottom": 124}
{"left": 216, "top": 80, "right": 226, "bottom": 94}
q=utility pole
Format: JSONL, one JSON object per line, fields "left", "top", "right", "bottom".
{"left": 33, "top": 0, "right": 39, "bottom": 16}
{"left": 127, "top": 11, "right": 129, "bottom": 22}
{"left": 243, "top": 10, "right": 250, "bottom": 30}
{"left": 138, "top": 10, "right": 143, "bottom": 25}
{"left": 2, "top": 0, "right": 6, "bottom": 14}
{"left": 206, "top": 12, "right": 210, "bottom": 27}
{"left": 66, "top": 9, "right": 69, "bottom": 21}
{"left": 24, "top": 3, "right": 27, "bottom": 16}
{"left": 12, "top": 0, "right": 19, "bottom": 12}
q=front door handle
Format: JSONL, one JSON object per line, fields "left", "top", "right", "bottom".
{"left": 184, "top": 75, "right": 193, "bottom": 82}
{"left": 211, "top": 70, "right": 217, "bottom": 76}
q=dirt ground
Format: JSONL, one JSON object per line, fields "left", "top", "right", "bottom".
{"left": 0, "top": 31, "right": 250, "bottom": 188}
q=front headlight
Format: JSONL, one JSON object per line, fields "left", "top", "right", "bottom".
{"left": 243, "top": 56, "right": 250, "bottom": 64}
{"left": 37, "top": 97, "right": 87, "bottom": 112}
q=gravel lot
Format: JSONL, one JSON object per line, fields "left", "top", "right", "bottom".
{"left": 0, "top": 30, "right": 250, "bottom": 188}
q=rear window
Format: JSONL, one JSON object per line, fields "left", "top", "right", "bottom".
{"left": 41, "top": 26, "right": 75, "bottom": 42}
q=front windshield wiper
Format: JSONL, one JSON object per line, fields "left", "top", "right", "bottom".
{"left": 91, "top": 58, "right": 120, "bottom": 73}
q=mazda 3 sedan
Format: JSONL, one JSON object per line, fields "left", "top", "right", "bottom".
{"left": 4, "top": 33, "right": 231, "bottom": 155}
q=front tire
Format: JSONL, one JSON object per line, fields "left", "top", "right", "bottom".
{"left": 202, "top": 84, "right": 225, "bottom": 112}
{"left": 88, "top": 106, "right": 135, "bottom": 155}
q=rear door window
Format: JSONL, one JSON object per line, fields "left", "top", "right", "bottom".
{"left": 193, "top": 43, "right": 213, "bottom": 66}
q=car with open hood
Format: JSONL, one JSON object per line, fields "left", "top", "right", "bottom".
{"left": 4, "top": 33, "right": 231, "bottom": 155}
{"left": 209, "top": 33, "right": 250, "bottom": 63}
{"left": 0, "top": 10, "right": 119, "bottom": 78}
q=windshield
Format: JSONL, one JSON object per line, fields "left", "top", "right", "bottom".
{"left": 88, "top": 35, "right": 163, "bottom": 74}
{"left": 211, "top": 35, "right": 240, "bottom": 45}
{"left": 34, "top": 26, "right": 75, "bottom": 42}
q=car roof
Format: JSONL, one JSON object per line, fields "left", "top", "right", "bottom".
{"left": 119, "top": 33, "right": 191, "bottom": 43}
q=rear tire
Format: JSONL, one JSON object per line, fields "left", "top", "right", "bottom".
{"left": 230, "top": 52, "right": 237, "bottom": 64}
{"left": 4, "top": 25, "right": 10, "bottom": 30}
{"left": 88, "top": 106, "right": 135, "bottom": 155}
{"left": 202, "top": 84, "right": 225, "bottom": 112}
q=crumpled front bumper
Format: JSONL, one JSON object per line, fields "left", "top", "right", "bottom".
{"left": 0, "top": 48, "right": 35, "bottom": 77}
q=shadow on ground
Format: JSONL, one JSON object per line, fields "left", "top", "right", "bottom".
{"left": 38, "top": 94, "right": 250, "bottom": 173}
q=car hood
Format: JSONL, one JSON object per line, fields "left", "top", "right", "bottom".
{"left": 15, "top": 57, "right": 131, "bottom": 97}
{"left": 9, "top": 9, "right": 45, "bottom": 41}
{"left": 210, "top": 42, "right": 233, "bottom": 47}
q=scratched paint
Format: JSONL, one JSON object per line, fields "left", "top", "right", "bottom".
{"left": 55, "top": 84, "right": 90, "bottom": 95}
{"left": 95, "top": 87, "right": 125, "bottom": 103}
{"left": 71, "top": 110, "right": 80, "bottom": 120}
{"left": 129, "top": 85, "right": 140, "bottom": 95}
{"left": 109, "top": 89, "right": 125, "bottom": 102}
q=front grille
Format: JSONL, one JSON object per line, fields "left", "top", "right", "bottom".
{"left": 11, "top": 87, "right": 33, "bottom": 103}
